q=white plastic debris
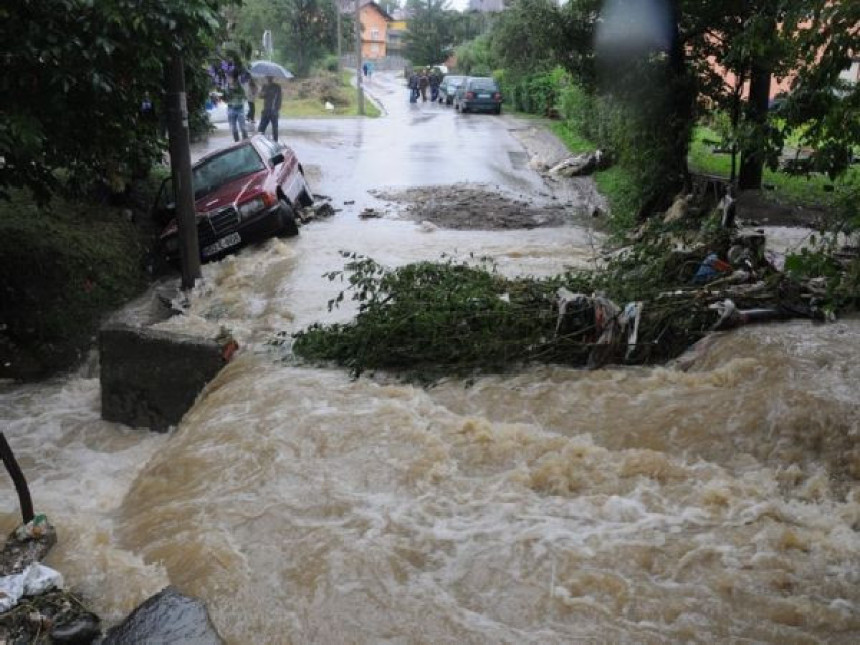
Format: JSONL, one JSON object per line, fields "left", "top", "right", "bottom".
{"left": 24, "top": 563, "right": 64, "bottom": 595}
{"left": 0, "top": 563, "right": 64, "bottom": 612}
{"left": 0, "top": 569, "right": 25, "bottom": 612}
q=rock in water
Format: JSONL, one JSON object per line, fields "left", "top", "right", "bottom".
{"left": 102, "top": 587, "right": 224, "bottom": 645}
{"left": 51, "top": 613, "right": 101, "bottom": 644}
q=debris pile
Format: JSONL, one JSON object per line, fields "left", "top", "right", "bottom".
{"left": 0, "top": 515, "right": 100, "bottom": 645}
{"left": 291, "top": 204, "right": 853, "bottom": 377}
{"left": 1, "top": 517, "right": 224, "bottom": 644}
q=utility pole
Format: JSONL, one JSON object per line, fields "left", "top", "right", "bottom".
{"left": 336, "top": 1, "right": 342, "bottom": 72}
{"left": 166, "top": 53, "right": 201, "bottom": 290}
{"left": 354, "top": 0, "right": 364, "bottom": 115}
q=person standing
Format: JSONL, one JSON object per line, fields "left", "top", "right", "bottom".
{"left": 245, "top": 76, "right": 258, "bottom": 125}
{"left": 408, "top": 71, "right": 419, "bottom": 103}
{"left": 430, "top": 71, "right": 440, "bottom": 102}
{"left": 418, "top": 70, "right": 429, "bottom": 102}
{"left": 258, "top": 76, "right": 282, "bottom": 142}
{"left": 225, "top": 73, "right": 248, "bottom": 142}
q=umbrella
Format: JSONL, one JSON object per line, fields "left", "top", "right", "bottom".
{"left": 249, "top": 60, "right": 294, "bottom": 80}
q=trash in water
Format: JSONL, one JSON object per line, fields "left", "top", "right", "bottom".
{"left": 14, "top": 514, "right": 49, "bottom": 541}
{"left": 0, "top": 563, "right": 64, "bottom": 612}
{"left": 691, "top": 253, "right": 732, "bottom": 284}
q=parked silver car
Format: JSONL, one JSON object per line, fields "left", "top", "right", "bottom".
{"left": 438, "top": 75, "right": 466, "bottom": 106}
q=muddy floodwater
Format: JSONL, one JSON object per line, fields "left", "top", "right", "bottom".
{"left": 2, "top": 72, "right": 859, "bottom": 644}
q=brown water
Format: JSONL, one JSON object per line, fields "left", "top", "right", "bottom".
{"left": 2, "top": 216, "right": 858, "bottom": 644}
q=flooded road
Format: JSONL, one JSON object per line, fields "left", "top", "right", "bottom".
{"left": 2, "top": 72, "right": 859, "bottom": 644}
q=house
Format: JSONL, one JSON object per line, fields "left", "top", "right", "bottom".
{"left": 387, "top": 7, "right": 410, "bottom": 58}
{"left": 340, "top": 0, "right": 393, "bottom": 61}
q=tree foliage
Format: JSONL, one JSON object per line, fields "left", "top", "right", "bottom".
{"left": 0, "top": 0, "right": 230, "bottom": 201}
{"left": 232, "top": 0, "right": 339, "bottom": 78}
{"left": 684, "top": 0, "right": 860, "bottom": 186}
{"left": 460, "top": 0, "right": 858, "bottom": 214}
{"left": 403, "top": 0, "right": 457, "bottom": 65}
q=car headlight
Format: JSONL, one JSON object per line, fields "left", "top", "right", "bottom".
{"left": 238, "top": 197, "right": 266, "bottom": 220}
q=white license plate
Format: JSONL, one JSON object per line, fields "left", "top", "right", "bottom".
{"left": 479, "top": 93, "right": 491, "bottom": 98}
{"left": 203, "top": 232, "right": 241, "bottom": 257}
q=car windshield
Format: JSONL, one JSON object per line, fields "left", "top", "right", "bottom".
{"left": 193, "top": 144, "right": 265, "bottom": 199}
{"left": 470, "top": 78, "right": 497, "bottom": 91}
{"left": 447, "top": 76, "right": 465, "bottom": 86}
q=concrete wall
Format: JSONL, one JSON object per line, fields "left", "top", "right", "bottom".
{"left": 99, "top": 287, "right": 236, "bottom": 432}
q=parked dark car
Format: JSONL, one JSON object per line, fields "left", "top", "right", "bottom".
{"left": 438, "top": 75, "right": 466, "bottom": 105}
{"left": 153, "top": 135, "right": 313, "bottom": 264}
{"left": 454, "top": 77, "right": 502, "bottom": 114}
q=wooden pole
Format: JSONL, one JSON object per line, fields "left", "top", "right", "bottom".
{"left": 166, "top": 52, "right": 202, "bottom": 290}
{"left": 355, "top": 0, "right": 364, "bottom": 115}
{"left": 0, "top": 432, "right": 34, "bottom": 525}
{"left": 337, "top": 1, "right": 342, "bottom": 73}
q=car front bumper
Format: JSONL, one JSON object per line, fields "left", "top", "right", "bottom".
{"left": 161, "top": 202, "right": 296, "bottom": 263}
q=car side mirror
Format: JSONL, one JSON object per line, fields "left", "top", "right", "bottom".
{"left": 270, "top": 152, "right": 284, "bottom": 166}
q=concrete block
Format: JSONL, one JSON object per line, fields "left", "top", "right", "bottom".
{"left": 99, "top": 285, "right": 236, "bottom": 432}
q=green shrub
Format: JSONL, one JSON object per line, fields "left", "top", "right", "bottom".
{"left": 320, "top": 54, "right": 340, "bottom": 73}
{"left": 0, "top": 191, "right": 148, "bottom": 376}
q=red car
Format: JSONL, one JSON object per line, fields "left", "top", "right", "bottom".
{"left": 153, "top": 135, "right": 314, "bottom": 263}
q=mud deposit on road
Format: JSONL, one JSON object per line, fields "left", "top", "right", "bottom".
{"left": 370, "top": 184, "right": 577, "bottom": 230}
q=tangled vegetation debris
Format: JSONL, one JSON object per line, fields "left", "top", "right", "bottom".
{"left": 290, "top": 213, "right": 855, "bottom": 379}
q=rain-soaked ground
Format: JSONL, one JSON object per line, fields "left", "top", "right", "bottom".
{"left": 2, "top": 72, "right": 859, "bottom": 644}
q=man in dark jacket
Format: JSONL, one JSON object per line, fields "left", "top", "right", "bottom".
{"left": 258, "top": 76, "right": 282, "bottom": 142}
{"left": 408, "top": 72, "right": 419, "bottom": 103}
{"left": 418, "top": 71, "right": 429, "bottom": 102}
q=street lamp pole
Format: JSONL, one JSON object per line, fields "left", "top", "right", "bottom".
{"left": 354, "top": 0, "right": 364, "bottom": 115}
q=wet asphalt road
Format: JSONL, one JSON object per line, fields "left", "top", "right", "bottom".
{"left": 193, "top": 71, "right": 547, "bottom": 207}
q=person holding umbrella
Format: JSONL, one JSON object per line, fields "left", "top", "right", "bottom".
{"left": 258, "top": 75, "right": 282, "bottom": 142}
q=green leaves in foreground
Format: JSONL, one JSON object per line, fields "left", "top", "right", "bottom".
{"left": 292, "top": 252, "right": 594, "bottom": 377}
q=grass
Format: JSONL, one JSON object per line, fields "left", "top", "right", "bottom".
{"left": 253, "top": 71, "right": 381, "bottom": 118}
{"left": 547, "top": 118, "right": 859, "bottom": 225}
{"left": 689, "top": 125, "right": 860, "bottom": 207}
{"left": 549, "top": 121, "right": 638, "bottom": 231}
{"left": 549, "top": 121, "right": 595, "bottom": 154}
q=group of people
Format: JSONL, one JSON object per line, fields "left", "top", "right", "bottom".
{"left": 221, "top": 70, "right": 283, "bottom": 143}
{"left": 407, "top": 68, "right": 442, "bottom": 103}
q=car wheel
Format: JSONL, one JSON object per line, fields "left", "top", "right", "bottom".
{"left": 278, "top": 199, "right": 299, "bottom": 237}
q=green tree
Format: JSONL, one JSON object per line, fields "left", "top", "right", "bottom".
{"left": 403, "top": 0, "right": 455, "bottom": 65}
{"left": 232, "top": 0, "right": 339, "bottom": 77}
{"left": 685, "top": 0, "right": 860, "bottom": 188}
{"left": 0, "top": 0, "right": 229, "bottom": 202}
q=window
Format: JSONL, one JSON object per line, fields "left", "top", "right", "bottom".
{"left": 371, "top": 29, "right": 380, "bottom": 41}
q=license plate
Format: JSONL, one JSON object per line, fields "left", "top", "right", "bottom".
{"left": 479, "top": 93, "right": 490, "bottom": 98}
{"left": 202, "top": 232, "right": 241, "bottom": 257}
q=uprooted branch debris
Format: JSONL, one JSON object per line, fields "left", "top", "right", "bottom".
{"left": 289, "top": 210, "right": 857, "bottom": 378}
